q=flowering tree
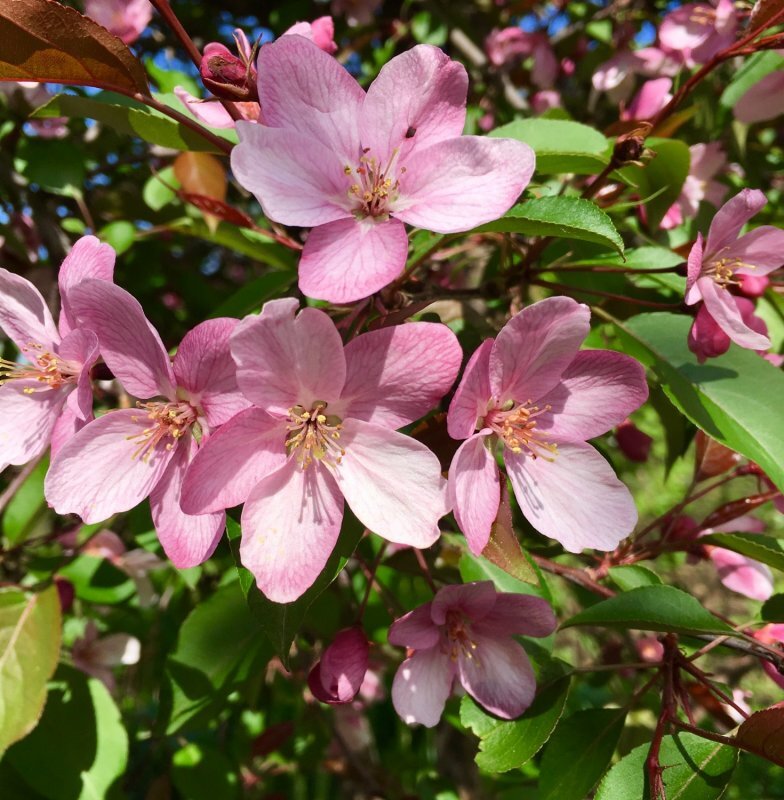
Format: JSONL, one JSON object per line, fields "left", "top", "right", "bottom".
{"left": 1, "top": 0, "right": 784, "bottom": 796}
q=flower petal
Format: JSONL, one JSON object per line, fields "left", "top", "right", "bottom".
{"left": 299, "top": 217, "right": 409, "bottom": 303}
{"left": 722, "top": 226, "right": 784, "bottom": 275}
{"left": 392, "top": 648, "right": 455, "bottom": 728}
{"left": 447, "top": 338, "right": 493, "bottom": 440}
{"left": 240, "top": 460, "right": 344, "bottom": 603}
{"left": 394, "top": 136, "right": 535, "bottom": 233}
{"left": 174, "top": 87, "right": 235, "bottom": 128}
{"left": 448, "top": 432, "right": 501, "bottom": 555}
{"left": 698, "top": 276, "right": 771, "bottom": 351}
{"left": 231, "top": 122, "right": 352, "bottom": 227}
{"left": 335, "top": 419, "right": 447, "bottom": 548}
{"left": 685, "top": 232, "right": 705, "bottom": 304}
{"left": 537, "top": 349, "right": 649, "bottom": 442}
{"left": 360, "top": 44, "right": 467, "bottom": 164}
{"left": 505, "top": 441, "right": 637, "bottom": 552}
{"left": 490, "top": 297, "right": 590, "bottom": 405}
{"left": 0, "top": 267, "right": 59, "bottom": 353}
{"left": 180, "top": 407, "right": 287, "bottom": 514}
{"left": 69, "top": 280, "right": 176, "bottom": 399}
{"left": 316, "top": 627, "right": 370, "bottom": 703}
{"left": 709, "top": 548, "right": 773, "bottom": 602}
{"left": 705, "top": 189, "right": 767, "bottom": 257}
{"left": 58, "top": 328, "right": 99, "bottom": 422}
{"left": 231, "top": 301, "right": 346, "bottom": 414}
{"left": 388, "top": 602, "right": 440, "bottom": 649}
{"left": 431, "top": 581, "right": 497, "bottom": 625}
{"left": 0, "top": 381, "right": 65, "bottom": 471}
{"left": 474, "top": 594, "right": 557, "bottom": 638}
{"left": 338, "top": 321, "right": 462, "bottom": 428}
{"left": 50, "top": 404, "right": 87, "bottom": 460}
{"left": 44, "top": 408, "right": 178, "bottom": 523}
{"left": 734, "top": 71, "right": 784, "bottom": 124}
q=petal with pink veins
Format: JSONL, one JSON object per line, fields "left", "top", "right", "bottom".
{"left": 705, "top": 189, "right": 767, "bottom": 257}
{"left": 0, "top": 267, "right": 60, "bottom": 353}
{"left": 231, "top": 302, "right": 346, "bottom": 414}
{"left": 0, "top": 380, "right": 65, "bottom": 470}
{"left": 59, "top": 328, "right": 99, "bottom": 422}
{"left": 299, "top": 217, "right": 409, "bottom": 303}
{"left": 505, "top": 440, "right": 637, "bottom": 552}
{"left": 447, "top": 339, "right": 493, "bottom": 440}
{"left": 388, "top": 603, "right": 440, "bottom": 649}
{"left": 240, "top": 459, "right": 344, "bottom": 603}
{"left": 698, "top": 276, "right": 771, "bottom": 351}
{"left": 490, "top": 296, "right": 590, "bottom": 406}
{"left": 392, "top": 648, "right": 455, "bottom": 727}
{"left": 685, "top": 232, "right": 705, "bottom": 304}
{"left": 708, "top": 548, "right": 773, "bottom": 602}
{"left": 50, "top": 404, "right": 86, "bottom": 460}
{"left": 180, "top": 407, "right": 288, "bottom": 514}
{"left": 45, "top": 408, "right": 179, "bottom": 523}
{"left": 474, "top": 593, "right": 557, "bottom": 639}
{"left": 448, "top": 432, "right": 501, "bottom": 555}
{"left": 431, "top": 581, "right": 497, "bottom": 624}
{"left": 335, "top": 418, "right": 447, "bottom": 548}
{"left": 338, "top": 322, "right": 462, "bottom": 428}
{"left": 721, "top": 226, "right": 784, "bottom": 275}
{"left": 174, "top": 87, "right": 235, "bottom": 129}
{"left": 394, "top": 136, "right": 535, "bottom": 233}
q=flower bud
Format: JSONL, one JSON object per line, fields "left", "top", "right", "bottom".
{"left": 308, "top": 627, "right": 369, "bottom": 705}
{"left": 694, "top": 431, "right": 740, "bottom": 481}
{"left": 200, "top": 42, "right": 258, "bottom": 102}
{"left": 615, "top": 419, "right": 652, "bottom": 462}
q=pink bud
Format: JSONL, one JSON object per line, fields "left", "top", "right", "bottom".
{"left": 200, "top": 41, "right": 258, "bottom": 102}
{"left": 739, "top": 273, "right": 770, "bottom": 298}
{"left": 55, "top": 577, "right": 75, "bottom": 614}
{"left": 615, "top": 419, "right": 652, "bottom": 462}
{"left": 308, "top": 627, "right": 369, "bottom": 705}
{"left": 688, "top": 304, "right": 731, "bottom": 362}
{"left": 754, "top": 625, "right": 784, "bottom": 689}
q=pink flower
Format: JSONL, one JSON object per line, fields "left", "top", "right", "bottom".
{"left": 659, "top": 0, "right": 737, "bottom": 66}
{"left": 484, "top": 29, "right": 558, "bottom": 88}
{"left": 685, "top": 189, "right": 784, "bottom": 353}
{"left": 180, "top": 299, "right": 462, "bottom": 602}
{"left": 230, "top": 38, "right": 535, "bottom": 303}
{"left": 735, "top": 71, "right": 784, "bottom": 124}
{"left": 389, "top": 581, "right": 556, "bottom": 726}
{"left": 621, "top": 78, "right": 672, "bottom": 121}
{"left": 84, "top": 0, "right": 152, "bottom": 45}
{"left": 285, "top": 16, "right": 338, "bottom": 55}
{"left": 308, "top": 627, "right": 370, "bottom": 704}
{"left": 72, "top": 620, "right": 140, "bottom": 693}
{"left": 661, "top": 142, "right": 728, "bottom": 230}
{"left": 531, "top": 90, "right": 562, "bottom": 114}
{"left": 0, "top": 236, "right": 115, "bottom": 471}
{"left": 688, "top": 296, "right": 769, "bottom": 362}
{"left": 44, "top": 280, "right": 249, "bottom": 569}
{"left": 592, "top": 48, "right": 680, "bottom": 104}
{"left": 447, "top": 297, "right": 648, "bottom": 555}
{"left": 755, "top": 625, "right": 784, "bottom": 689}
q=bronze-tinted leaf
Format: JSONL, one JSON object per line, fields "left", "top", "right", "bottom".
{"left": 736, "top": 704, "right": 784, "bottom": 767}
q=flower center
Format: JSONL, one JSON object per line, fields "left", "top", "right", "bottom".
{"left": 445, "top": 609, "right": 478, "bottom": 661}
{"left": 706, "top": 254, "right": 755, "bottom": 288}
{"left": 0, "top": 342, "right": 79, "bottom": 393}
{"left": 689, "top": 7, "right": 716, "bottom": 25}
{"left": 285, "top": 402, "right": 345, "bottom": 470}
{"left": 345, "top": 148, "right": 405, "bottom": 220}
{"left": 127, "top": 400, "right": 197, "bottom": 462}
{"left": 484, "top": 399, "right": 558, "bottom": 461}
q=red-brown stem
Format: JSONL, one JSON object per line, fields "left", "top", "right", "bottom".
{"left": 357, "top": 542, "right": 388, "bottom": 619}
{"left": 678, "top": 657, "right": 750, "bottom": 720}
{"left": 647, "top": 636, "right": 678, "bottom": 800}
{"left": 534, "top": 264, "right": 681, "bottom": 275}
{"left": 414, "top": 549, "right": 437, "bottom": 594}
{"left": 530, "top": 278, "right": 682, "bottom": 309}
{"left": 531, "top": 555, "right": 616, "bottom": 598}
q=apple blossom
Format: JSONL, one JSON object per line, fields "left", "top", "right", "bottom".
{"left": 755, "top": 625, "right": 784, "bottom": 689}
{"left": 658, "top": 0, "right": 737, "bottom": 67}
{"left": 662, "top": 142, "right": 727, "bottom": 230}
{"left": 390, "top": 581, "right": 556, "bottom": 726}
{"left": 84, "top": 0, "right": 152, "bottom": 45}
{"left": 72, "top": 620, "right": 141, "bottom": 694}
{"left": 734, "top": 71, "right": 784, "bottom": 124}
{"left": 688, "top": 296, "right": 769, "bottom": 362}
{"left": 621, "top": 78, "right": 672, "bottom": 121}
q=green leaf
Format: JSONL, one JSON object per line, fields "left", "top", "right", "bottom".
{"left": 458, "top": 552, "right": 546, "bottom": 600}
{"left": 608, "top": 565, "right": 662, "bottom": 592}
{"left": 0, "top": 586, "right": 61, "bottom": 755}
{"left": 143, "top": 166, "right": 180, "bottom": 211}
{"left": 209, "top": 271, "right": 296, "bottom": 319}
{"left": 6, "top": 665, "right": 128, "bottom": 800}
{"left": 561, "top": 586, "right": 735, "bottom": 637}
{"left": 57, "top": 555, "right": 136, "bottom": 605}
{"left": 761, "top": 594, "right": 784, "bottom": 623}
{"left": 410, "top": 11, "right": 448, "bottom": 45}
{"left": 539, "top": 708, "right": 627, "bottom": 800}
{"left": 700, "top": 533, "right": 784, "bottom": 573}
{"left": 226, "top": 516, "right": 362, "bottom": 670}
{"left": 563, "top": 246, "right": 683, "bottom": 270}
{"left": 720, "top": 51, "right": 784, "bottom": 110}
{"left": 615, "top": 312, "right": 784, "bottom": 493}
{"left": 460, "top": 674, "right": 570, "bottom": 772}
{"left": 490, "top": 118, "right": 610, "bottom": 174}
{"left": 171, "top": 743, "right": 241, "bottom": 800}
{"left": 2, "top": 455, "right": 49, "bottom": 546}
{"left": 98, "top": 220, "right": 135, "bottom": 255}
{"left": 14, "top": 138, "right": 85, "bottom": 197}
{"left": 34, "top": 92, "right": 229, "bottom": 153}
{"left": 595, "top": 732, "right": 737, "bottom": 800}
{"left": 476, "top": 197, "right": 624, "bottom": 256}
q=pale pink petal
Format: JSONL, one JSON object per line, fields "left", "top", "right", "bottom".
{"left": 231, "top": 301, "right": 346, "bottom": 414}
{"left": 708, "top": 548, "right": 773, "bottom": 601}
{"left": 474, "top": 594, "right": 557, "bottom": 639}
{"left": 231, "top": 123, "right": 352, "bottom": 227}
{"left": 685, "top": 232, "right": 705, "bottom": 304}
{"left": 431, "top": 581, "right": 497, "bottom": 624}
{"left": 505, "top": 441, "right": 637, "bottom": 552}
{"left": 58, "top": 329, "right": 99, "bottom": 422}
{"left": 531, "top": 41, "right": 558, "bottom": 90}
{"left": 335, "top": 419, "right": 448, "bottom": 548}
{"left": 257, "top": 35, "right": 364, "bottom": 164}
{"left": 284, "top": 17, "right": 338, "bottom": 55}
{"left": 447, "top": 339, "right": 493, "bottom": 440}
{"left": 84, "top": 0, "right": 152, "bottom": 44}
{"left": 0, "top": 267, "right": 59, "bottom": 353}
{"left": 338, "top": 322, "right": 462, "bottom": 428}
{"left": 299, "top": 217, "right": 409, "bottom": 303}
{"left": 240, "top": 459, "right": 344, "bottom": 603}
{"left": 490, "top": 297, "right": 590, "bottom": 405}
{"left": 705, "top": 189, "right": 767, "bottom": 257}
{"left": 622, "top": 78, "right": 672, "bottom": 121}
{"left": 723, "top": 226, "right": 784, "bottom": 275}
{"left": 388, "top": 603, "right": 440, "bottom": 649}
{"left": 392, "top": 648, "right": 455, "bottom": 728}
{"left": 69, "top": 281, "right": 176, "bottom": 399}
{"left": 149, "top": 437, "right": 225, "bottom": 568}
{"left": 58, "top": 235, "right": 115, "bottom": 337}
{"left": 698, "top": 276, "right": 771, "bottom": 351}
{"left": 448, "top": 432, "right": 501, "bottom": 555}
{"left": 174, "top": 87, "right": 235, "bottom": 129}
{"left": 394, "top": 137, "right": 535, "bottom": 233}
{"left": 660, "top": 3, "right": 716, "bottom": 50}
{"left": 0, "top": 380, "right": 65, "bottom": 470}
{"left": 360, "top": 45, "right": 468, "bottom": 164}
{"left": 690, "top": 142, "right": 726, "bottom": 181}
{"left": 458, "top": 633, "right": 536, "bottom": 719}
{"left": 172, "top": 318, "right": 248, "bottom": 428}
{"left": 180, "top": 407, "right": 287, "bottom": 514}
{"left": 44, "top": 409, "right": 178, "bottom": 523}
{"left": 50, "top": 404, "right": 86, "bottom": 460}
{"left": 537, "top": 350, "right": 649, "bottom": 442}
{"left": 592, "top": 52, "right": 637, "bottom": 92}
{"left": 735, "top": 71, "right": 784, "bottom": 124}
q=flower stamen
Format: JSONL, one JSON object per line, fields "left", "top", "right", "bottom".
{"left": 286, "top": 402, "right": 345, "bottom": 470}
{"left": 485, "top": 399, "right": 558, "bottom": 461}
{"left": 127, "top": 401, "right": 196, "bottom": 462}
{"left": 346, "top": 148, "right": 405, "bottom": 220}
{"left": 0, "top": 343, "right": 80, "bottom": 393}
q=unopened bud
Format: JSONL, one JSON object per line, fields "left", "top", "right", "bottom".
{"left": 307, "top": 627, "right": 369, "bottom": 705}
{"left": 200, "top": 42, "right": 259, "bottom": 102}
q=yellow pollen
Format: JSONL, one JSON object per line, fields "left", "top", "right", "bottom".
{"left": 707, "top": 256, "right": 756, "bottom": 288}
{"left": 445, "top": 609, "right": 480, "bottom": 663}
{"left": 0, "top": 344, "right": 80, "bottom": 393}
{"left": 285, "top": 402, "right": 345, "bottom": 470}
{"left": 126, "top": 400, "right": 196, "bottom": 462}
{"left": 346, "top": 147, "right": 403, "bottom": 220}
{"left": 486, "top": 399, "right": 558, "bottom": 461}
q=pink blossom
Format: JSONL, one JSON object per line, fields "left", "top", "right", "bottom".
{"left": 230, "top": 38, "right": 535, "bottom": 303}
{"left": 389, "top": 581, "right": 556, "bottom": 726}
{"left": 447, "top": 297, "right": 648, "bottom": 555}
{"left": 659, "top": 0, "right": 738, "bottom": 67}
{"left": 755, "top": 625, "right": 784, "bottom": 689}
{"left": 0, "top": 82, "right": 69, "bottom": 138}
{"left": 661, "top": 142, "right": 728, "bottom": 230}
{"left": 285, "top": 16, "right": 338, "bottom": 55}
{"left": 621, "top": 78, "right": 672, "bottom": 121}
{"left": 72, "top": 620, "right": 141, "bottom": 693}
{"left": 44, "top": 281, "right": 249, "bottom": 569}
{"left": 592, "top": 48, "right": 680, "bottom": 104}
{"left": 308, "top": 627, "right": 370, "bottom": 704}
{"left": 685, "top": 189, "right": 784, "bottom": 353}
{"left": 330, "top": 0, "right": 381, "bottom": 26}
{"left": 180, "top": 299, "right": 462, "bottom": 602}
{"left": 734, "top": 71, "right": 784, "bottom": 124}
{"left": 615, "top": 418, "right": 653, "bottom": 462}
{"left": 688, "top": 296, "right": 769, "bottom": 362}
{"left": 84, "top": 0, "right": 152, "bottom": 45}
{"left": 738, "top": 273, "right": 770, "bottom": 297}
{"left": 0, "top": 236, "right": 115, "bottom": 471}
{"left": 531, "top": 90, "right": 562, "bottom": 114}
{"left": 485, "top": 28, "right": 558, "bottom": 89}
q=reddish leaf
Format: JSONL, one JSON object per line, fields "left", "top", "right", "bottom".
{"left": 179, "top": 193, "right": 256, "bottom": 230}
{"left": 736, "top": 704, "right": 784, "bottom": 767}
{"left": 750, "top": 0, "right": 784, "bottom": 33}
{"left": 481, "top": 483, "right": 538, "bottom": 585}
{"left": 174, "top": 152, "right": 228, "bottom": 233}
{"left": 0, "top": 0, "right": 149, "bottom": 96}
{"left": 694, "top": 431, "right": 741, "bottom": 481}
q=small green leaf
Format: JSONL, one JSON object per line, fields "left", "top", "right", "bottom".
{"left": 57, "top": 555, "right": 136, "bottom": 605}
{"left": 143, "top": 166, "right": 180, "bottom": 211}
{"left": 720, "top": 51, "right": 784, "bottom": 110}
{"left": 2, "top": 455, "right": 49, "bottom": 546}
{"left": 172, "top": 743, "right": 241, "bottom": 800}
{"left": 476, "top": 196, "right": 624, "bottom": 256}
{"left": 14, "top": 138, "right": 86, "bottom": 197}
{"left": 209, "top": 271, "right": 296, "bottom": 319}
{"left": 98, "top": 220, "right": 135, "bottom": 255}
{"left": 761, "top": 594, "right": 784, "bottom": 623}
{"left": 458, "top": 552, "right": 545, "bottom": 599}
{"left": 561, "top": 586, "right": 735, "bottom": 637}
{"left": 608, "top": 565, "right": 662, "bottom": 592}
{"left": 700, "top": 533, "right": 784, "bottom": 573}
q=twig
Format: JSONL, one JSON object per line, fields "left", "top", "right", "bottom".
{"left": 531, "top": 555, "right": 615, "bottom": 598}
{"left": 530, "top": 278, "right": 682, "bottom": 309}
